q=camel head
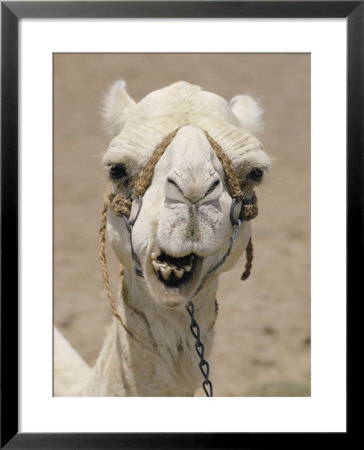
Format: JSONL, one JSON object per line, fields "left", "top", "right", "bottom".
{"left": 102, "top": 81, "right": 270, "bottom": 308}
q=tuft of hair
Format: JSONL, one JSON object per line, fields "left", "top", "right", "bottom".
{"left": 102, "top": 80, "right": 136, "bottom": 137}
{"left": 230, "top": 95, "right": 264, "bottom": 135}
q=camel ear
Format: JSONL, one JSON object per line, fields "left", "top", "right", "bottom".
{"left": 102, "top": 80, "right": 136, "bottom": 136}
{"left": 230, "top": 95, "right": 264, "bottom": 135}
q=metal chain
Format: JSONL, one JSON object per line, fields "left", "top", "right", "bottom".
{"left": 186, "top": 301, "right": 213, "bottom": 397}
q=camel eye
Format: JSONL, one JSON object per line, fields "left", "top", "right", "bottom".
{"left": 248, "top": 168, "right": 263, "bottom": 182}
{"left": 109, "top": 164, "right": 126, "bottom": 180}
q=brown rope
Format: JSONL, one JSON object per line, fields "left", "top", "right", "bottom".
{"left": 203, "top": 131, "right": 243, "bottom": 201}
{"left": 203, "top": 131, "right": 257, "bottom": 280}
{"left": 99, "top": 194, "right": 135, "bottom": 338}
{"left": 110, "top": 193, "right": 132, "bottom": 218}
{"left": 241, "top": 238, "right": 253, "bottom": 280}
{"left": 100, "top": 127, "right": 257, "bottom": 343}
{"left": 104, "top": 129, "right": 180, "bottom": 223}
{"left": 133, "top": 128, "right": 180, "bottom": 198}
{"left": 241, "top": 192, "right": 258, "bottom": 222}
{"left": 99, "top": 188, "right": 156, "bottom": 352}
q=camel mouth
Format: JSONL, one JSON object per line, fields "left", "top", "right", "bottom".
{"left": 151, "top": 251, "right": 197, "bottom": 288}
{"left": 145, "top": 246, "right": 205, "bottom": 306}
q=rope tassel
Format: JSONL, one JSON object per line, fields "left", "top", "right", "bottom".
{"left": 241, "top": 238, "right": 253, "bottom": 281}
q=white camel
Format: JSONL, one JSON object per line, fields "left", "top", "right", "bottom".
{"left": 54, "top": 81, "right": 270, "bottom": 397}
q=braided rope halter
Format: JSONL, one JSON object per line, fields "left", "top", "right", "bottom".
{"left": 99, "top": 127, "right": 259, "bottom": 395}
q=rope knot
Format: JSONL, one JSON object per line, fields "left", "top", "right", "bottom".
{"left": 110, "top": 193, "right": 132, "bottom": 218}
{"left": 241, "top": 192, "right": 258, "bottom": 221}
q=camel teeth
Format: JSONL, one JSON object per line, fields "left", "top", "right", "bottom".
{"left": 152, "top": 260, "right": 160, "bottom": 273}
{"left": 152, "top": 252, "right": 195, "bottom": 279}
{"left": 160, "top": 266, "right": 172, "bottom": 280}
{"left": 173, "top": 267, "right": 185, "bottom": 278}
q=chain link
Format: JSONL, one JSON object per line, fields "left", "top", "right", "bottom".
{"left": 186, "top": 301, "right": 213, "bottom": 397}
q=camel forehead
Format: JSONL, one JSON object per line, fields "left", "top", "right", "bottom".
{"left": 104, "top": 82, "right": 269, "bottom": 172}
{"left": 128, "top": 81, "right": 237, "bottom": 125}
{"left": 139, "top": 81, "right": 221, "bottom": 108}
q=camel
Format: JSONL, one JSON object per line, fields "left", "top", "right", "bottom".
{"left": 54, "top": 81, "right": 270, "bottom": 397}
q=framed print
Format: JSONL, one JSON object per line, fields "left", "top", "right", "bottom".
{"left": 52, "top": 52, "right": 311, "bottom": 400}
{"left": 1, "top": 1, "right": 360, "bottom": 448}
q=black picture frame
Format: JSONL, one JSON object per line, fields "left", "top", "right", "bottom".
{"left": 1, "top": 1, "right": 360, "bottom": 448}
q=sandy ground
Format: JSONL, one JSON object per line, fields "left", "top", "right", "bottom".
{"left": 54, "top": 54, "right": 310, "bottom": 396}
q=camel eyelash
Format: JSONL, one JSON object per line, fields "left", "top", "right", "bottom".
{"left": 108, "top": 163, "right": 127, "bottom": 180}
{"left": 247, "top": 168, "right": 264, "bottom": 183}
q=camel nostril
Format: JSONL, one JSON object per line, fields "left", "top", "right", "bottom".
{"left": 204, "top": 179, "right": 220, "bottom": 197}
{"left": 167, "top": 177, "right": 178, "bottom": 188}
{"left": 166, "top": 173, "right": 221, "bottom": 204}
{"left": 167, "top": 177, "right": 184, "bottom": 196}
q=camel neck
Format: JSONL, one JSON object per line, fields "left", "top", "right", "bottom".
{"left": 86, "top": 269, "right": 219, "bottom": 396}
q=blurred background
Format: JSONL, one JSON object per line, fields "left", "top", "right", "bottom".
{"left": 54, "top": 54, "right": 310, "bottom": 396}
